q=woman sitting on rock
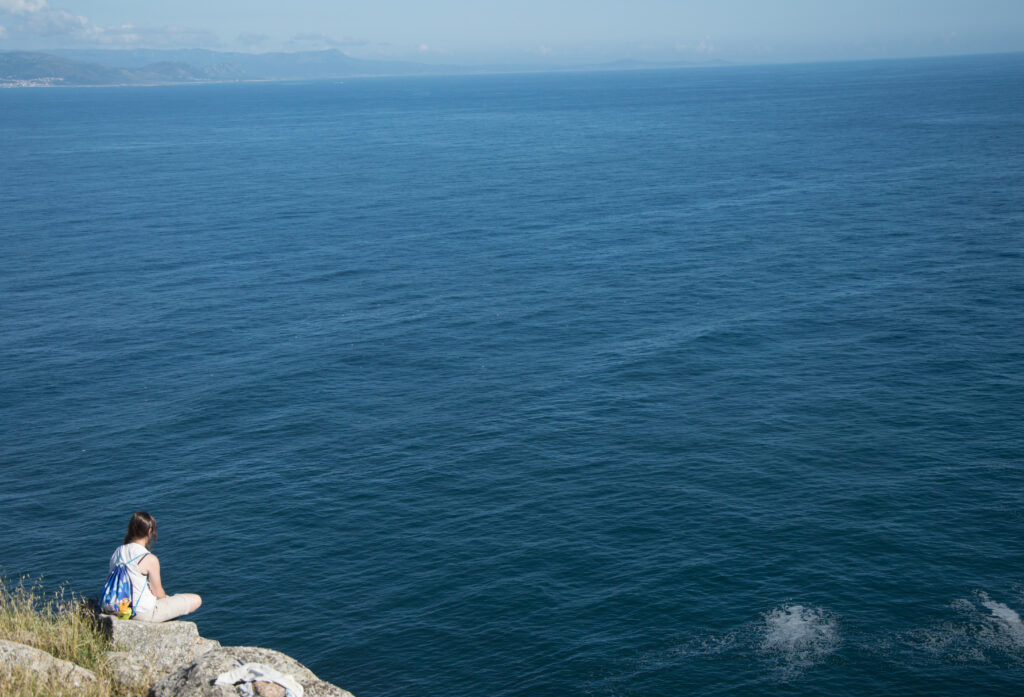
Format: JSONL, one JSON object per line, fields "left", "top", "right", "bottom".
{"left": 110, "top": 511, "right": 202, "bottom": 622}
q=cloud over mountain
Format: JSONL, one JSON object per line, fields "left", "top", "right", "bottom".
{"left": 0, "top": 0, "right": 217, "bottom": 48}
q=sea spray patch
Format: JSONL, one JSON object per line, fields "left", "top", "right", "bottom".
{"left": 757, "top": 604, "right": 840, "bottom": 680}
{"left": 629, "top": 605, "right": 840, "bottom": 686}
{"left": 637, "top": 631, "right": 738, "bottom": 670}
{"left": 978, "top": 592, "right": 1024, "bottom": 646}
{"left": 901, "top": 591, "right": 1024, "bottom": 665}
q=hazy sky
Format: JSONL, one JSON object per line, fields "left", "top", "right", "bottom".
{"left": 1, "top": 0, "right": 1022, "bottom": 64}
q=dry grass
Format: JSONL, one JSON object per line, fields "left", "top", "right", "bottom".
{"left": 0, "top": 577, "right": 148, "bottom": 697}
{"left": 0, "top": 667, "right": 119, "bottom": 697}
{"left": 0, "top": 577, "right": 108, "bottom": 671}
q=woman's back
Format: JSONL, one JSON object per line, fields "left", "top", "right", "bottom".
{"left": 110, "top": 511, "right": 202, "bottom": 622}
{"left": 108, "top": 542, "right": 156, "bottom": 615}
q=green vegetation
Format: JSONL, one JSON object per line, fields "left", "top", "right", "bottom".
{"left": 0, "top": 51, "right": 245, "bottom": 86}
{"left": 0, "top": 578, "right": 147, "bottom": 697}
{"left": 0, "top": 52, "right": 129, "bottom": 85}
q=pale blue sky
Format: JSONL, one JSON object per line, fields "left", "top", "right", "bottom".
{"left": 1, "top": 0, "right": 1022, "bottom": 64}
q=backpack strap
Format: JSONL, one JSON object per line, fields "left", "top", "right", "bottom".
{"left": 132, "top": 575, "right": 151, "bottom": 618}
{"left": 120, "top": 549, "right": 152, "bottom": 618}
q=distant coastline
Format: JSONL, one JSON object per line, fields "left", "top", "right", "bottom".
{"left": 0, "top": 47, "right": 728, "bottom": 88}
{"left": 3, "top": 47, "right": 1020, "bottom": 89}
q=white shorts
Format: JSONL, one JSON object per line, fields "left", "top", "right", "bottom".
{"left": 134, "top": 594, "right": 193, "bottom": 623}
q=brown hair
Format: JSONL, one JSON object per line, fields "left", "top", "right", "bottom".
{"left": 123, "top": 511, "right": 158, "bottom": 547}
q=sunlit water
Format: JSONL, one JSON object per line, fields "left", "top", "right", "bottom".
{"left": 2, "top": 54, "right": 1023, "bottom": 696}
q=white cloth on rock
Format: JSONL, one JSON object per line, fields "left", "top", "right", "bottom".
{"left": 214, "top": 662, "right": 305, "bottom": 697}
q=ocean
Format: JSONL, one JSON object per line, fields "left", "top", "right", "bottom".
{"left": 1, "top": 53, "right": 1023, "bottom": 696}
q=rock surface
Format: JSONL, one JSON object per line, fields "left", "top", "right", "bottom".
{"left": 96, "top": 615, "right": 221, "bottom": 686}
{"left": 150, "top": 645, "right": 354, "bottom": 697}
{"left": 0, "top": 639, "right": 98, "bottom": 687}
{"left": 6, "top": 609, "right": 356, "bottom": 697}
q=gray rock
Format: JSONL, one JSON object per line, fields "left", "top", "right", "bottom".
{"left": 105, "top": 650, "right": 150, "bottom": 685}
{"left": 196, "top": 637, "right": 223, "bottom": 656}
{"left": 149, "top": 645, "right": 354, "bottom": 697}
{"left": 0, "top": 639, "right": 97, "bottom": 687}
{"left": 97, "top": 615, "right": 221, "bottom": 686}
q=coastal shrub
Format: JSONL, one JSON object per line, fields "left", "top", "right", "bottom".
{"left": 0, "top": 577, "right": 147, "bottom": 697}
{"left": 0, "top": 577, "right": 107, "bottom": 670}
{"left": 0, "top": 666, "right": 111, "bottom": 697}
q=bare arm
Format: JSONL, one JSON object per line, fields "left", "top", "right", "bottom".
{"left": 138, "top": 553, "right": 167, "bottom": 599}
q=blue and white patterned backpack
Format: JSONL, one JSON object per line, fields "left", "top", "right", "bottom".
{"left": 100, "top": 549, "right": 149, "bottom": 619}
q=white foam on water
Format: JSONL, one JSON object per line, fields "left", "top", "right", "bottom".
{"left": 900, "top": 620, "right": 987, "bottom": 664}
{"left": 637, "top": 591, "right": 1024, "bottom": 688}
{"left": 950, "top": 597, "right": 975, "bottom": 613}
{"left": 903, "top": 592, "right": 1024, "bottom": 665}
{"left": 656, "top": 632, "right": 737, "bottom": 663}
{"left": 978, "top": 592, "right": 1024, "bottom": 646}
{"left": 758, "top": 604, "right": 840, "bottom": 679}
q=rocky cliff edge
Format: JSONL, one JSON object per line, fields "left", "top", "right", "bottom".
{"left": 2, "top": 613, "right": 354, "bottom": 697}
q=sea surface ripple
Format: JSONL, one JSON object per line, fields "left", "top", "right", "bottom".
{"left": 2, "top": 54, "right": 1024, "bottom": 696}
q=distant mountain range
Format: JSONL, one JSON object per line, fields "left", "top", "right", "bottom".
{"left": 0, "top": 48, "right": 726, "bottom": 86}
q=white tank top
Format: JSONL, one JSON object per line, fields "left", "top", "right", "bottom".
{"left": 109, "top": 543, "right": 157, "bottom": 615}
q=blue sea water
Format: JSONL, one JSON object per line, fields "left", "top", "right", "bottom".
{"left": 2, "top": 53, "right": 1023, "bottom": 696}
